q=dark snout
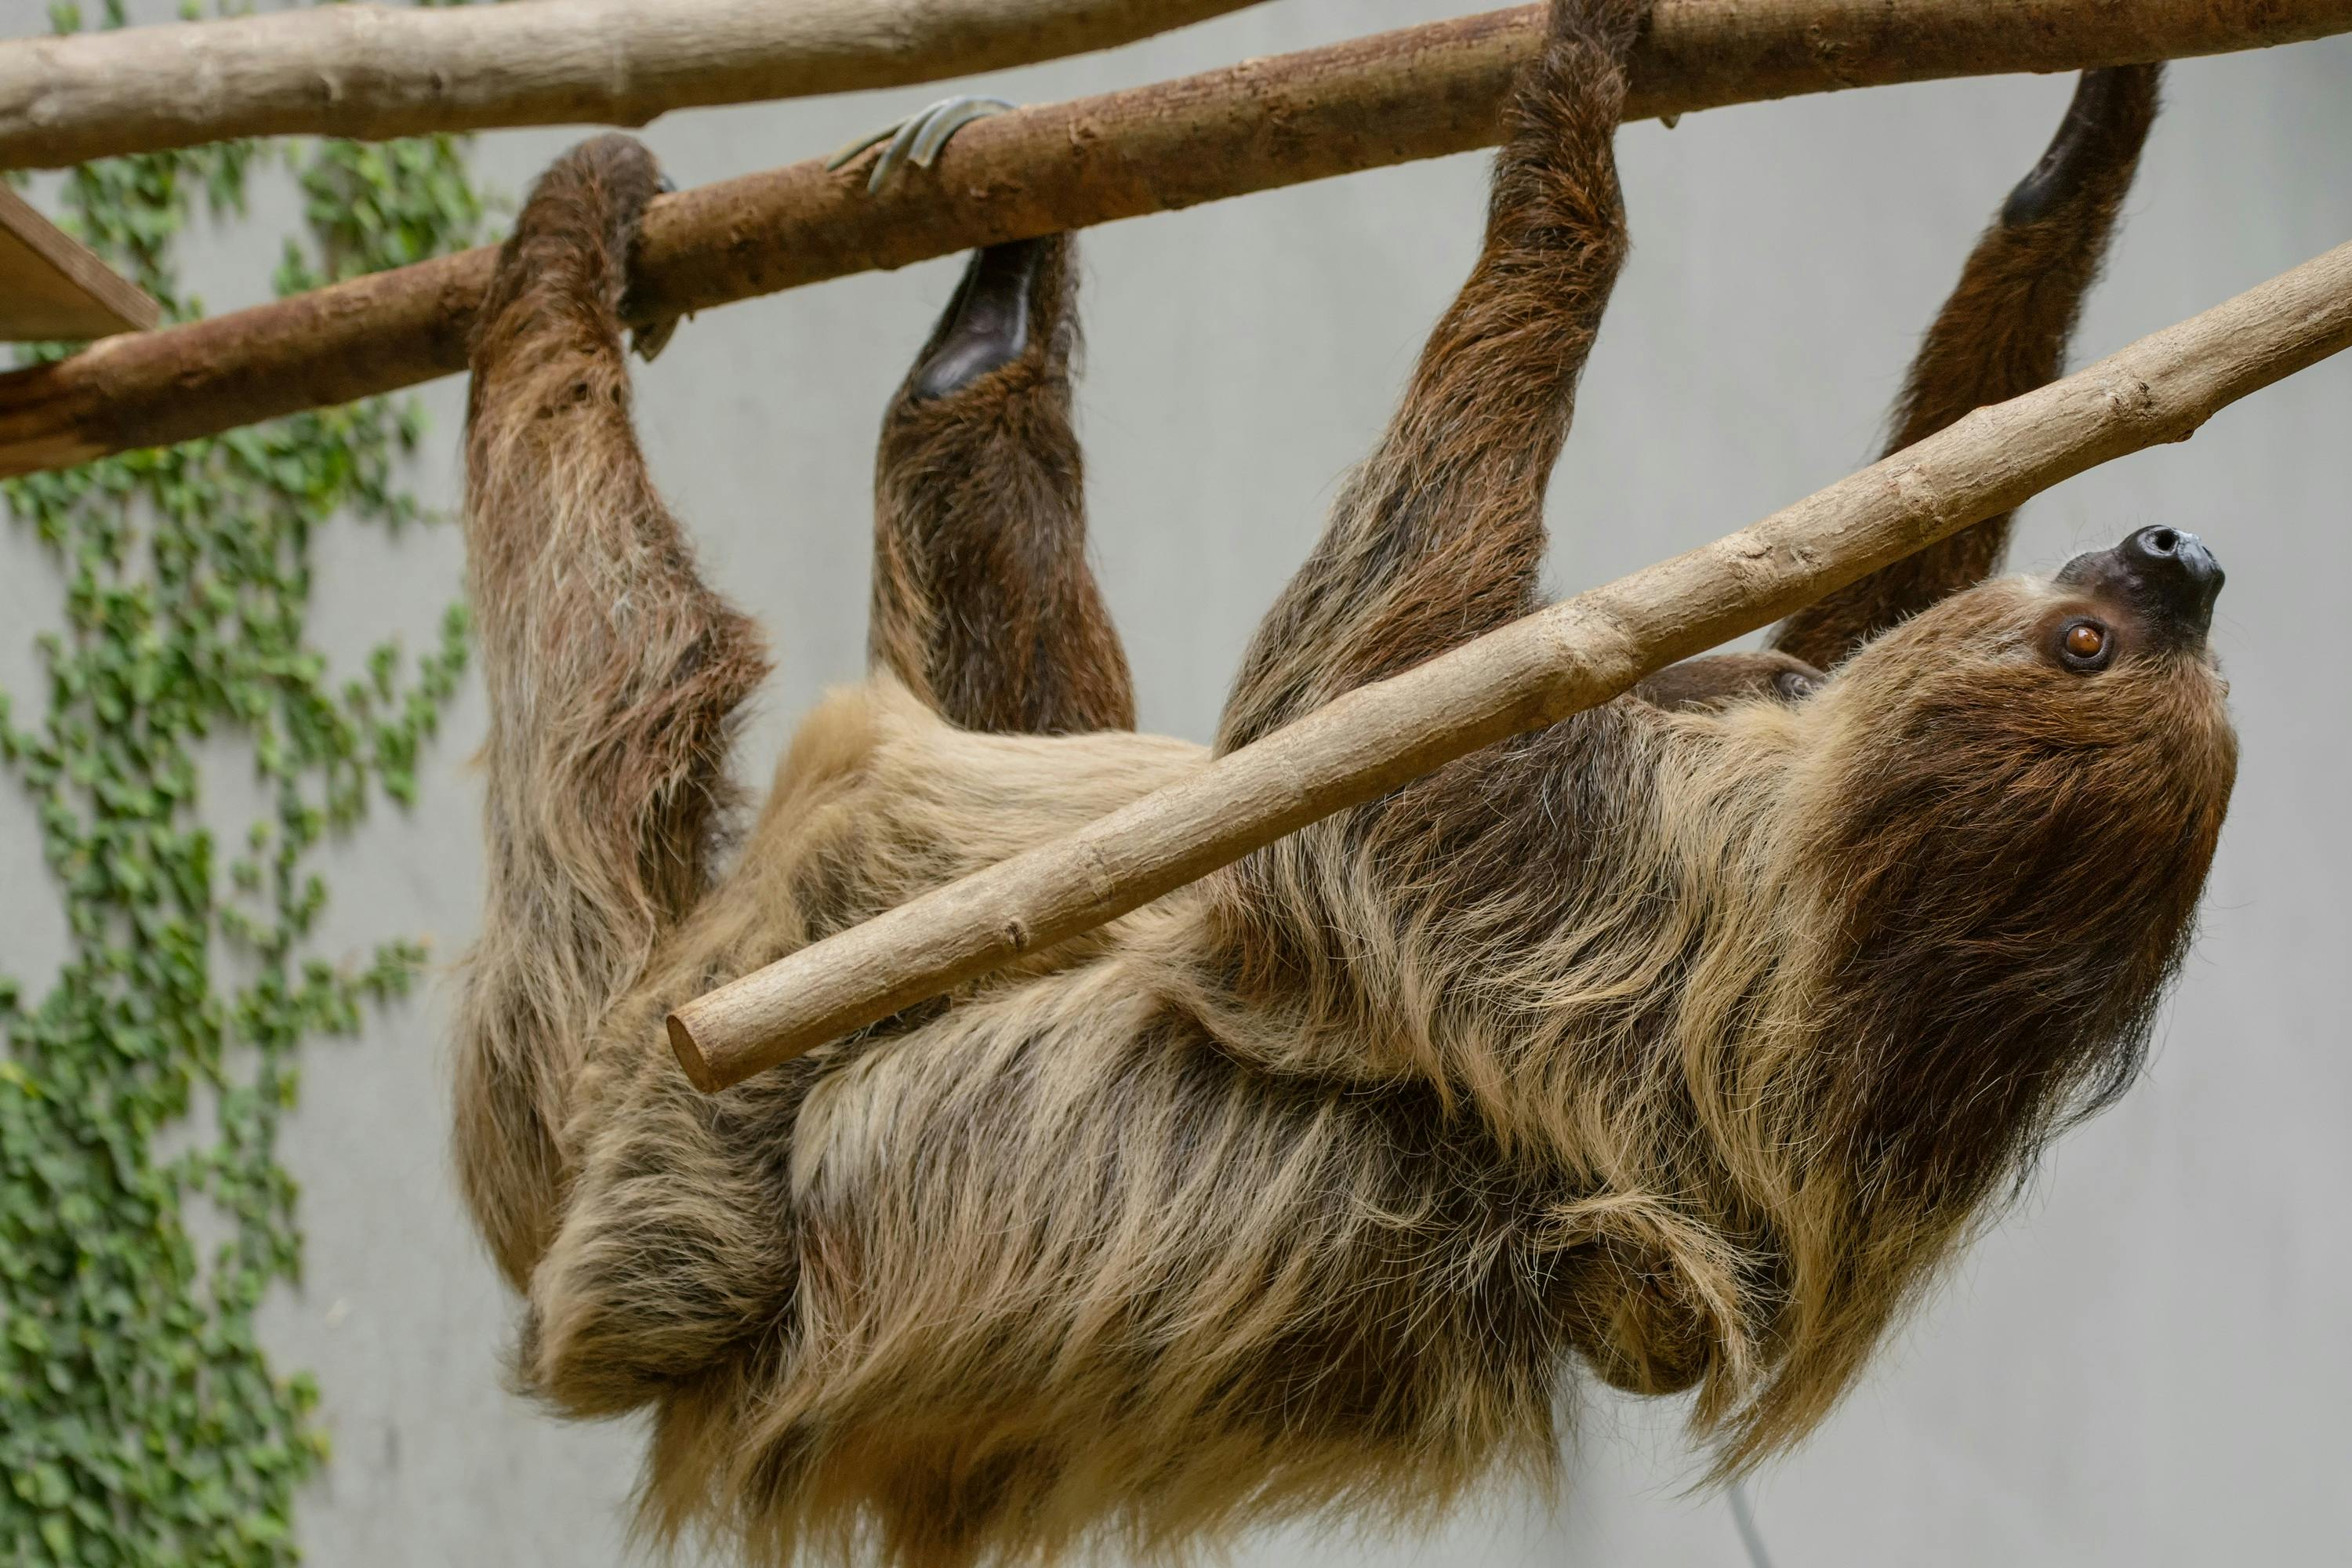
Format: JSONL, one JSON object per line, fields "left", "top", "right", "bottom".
{"left": 2056, "top": 526, "right": 2225, "bottom": 647}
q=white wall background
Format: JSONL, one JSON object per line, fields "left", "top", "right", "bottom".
{"left": 5, "top": 3, "right": 2349, "bottom": 1565}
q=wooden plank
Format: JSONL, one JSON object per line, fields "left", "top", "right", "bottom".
{"left": 0, "top": 183, "right": 160, "bottom": 342}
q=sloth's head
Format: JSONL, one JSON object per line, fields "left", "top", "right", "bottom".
{"left": 1790, "top": 525, "right": 2238, "bottom": 1207}
{"left": 1832, "top": 522, "right": 2233, "bottom": 718}
{"left": 1686, "top": 532, "right": 2242, "bottom": 1466}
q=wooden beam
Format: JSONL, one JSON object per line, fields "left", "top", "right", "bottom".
{"left": 3, "top": 0, "right": 2349, "bottom": 479}
{"left": 0, "top": 184, "right": 158, "bottom": 342}
{"left": 0, "top": 0, "right": 1275, "bottom": 170}
{"left": 666, "top": 238, "right": 2352, "bottom": 1092}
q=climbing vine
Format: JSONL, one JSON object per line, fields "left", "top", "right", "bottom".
{"left": 0, "top": 2, "right": 485, "bottom": 1562}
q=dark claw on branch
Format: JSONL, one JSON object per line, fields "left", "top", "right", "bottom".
{"left": 912, "top": 239, "right": 1051, "bottom": 401}
{"left": 2002, "top": 65, "right": 2160, "bottom": 227}
{"left": 631, "top": 172, "right": 684, "bottom": 361}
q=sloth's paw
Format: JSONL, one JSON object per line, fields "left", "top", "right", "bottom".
{"left": 912, "top": 237, "right": 1062, "bottom": 401}
{"left": 1548, "top": 0, "right": 1650, "bottom": 61}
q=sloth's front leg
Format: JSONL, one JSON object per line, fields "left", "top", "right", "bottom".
{"left": 1218, "top": 0, "right": 1648, "bottom": 750}
{"left": 1635, "top": 650, "right": 1824, "bottom": 711}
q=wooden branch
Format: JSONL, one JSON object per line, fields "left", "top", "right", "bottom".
{"left": 5, "top": 0, "right": 2348, "bottom": 480}
{"left": 0, "top": 0, "right": 1274, "bottom": 170}
{"left": 666, "top": 238, "right": 2352, "bottom": 1093}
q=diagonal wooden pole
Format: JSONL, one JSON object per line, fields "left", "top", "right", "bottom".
{"left": 665, "top": 238, "right": 2352, "bottom": 1093}
{"left": 0, "top": 0, "right": 1275, "bottom": 171}
{"left": 4, "top": 0, "right": 2348, "bottom": 481}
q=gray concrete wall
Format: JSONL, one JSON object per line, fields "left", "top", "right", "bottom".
{"left": 5, "top": 4, "right": 2349, "bottom": 1564}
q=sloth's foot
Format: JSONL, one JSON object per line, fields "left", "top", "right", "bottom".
{"left": 910, "top": 236, "right": 1058, "bottom": 401}
{"left": 826, "top": 96, "right": 1016, "bottom": 194}
{"left": 2001, "top": 64, "right": 2160, "bottom": 227}
{"left": 1547, "top": 0, "right": 1650, "bottom": 60}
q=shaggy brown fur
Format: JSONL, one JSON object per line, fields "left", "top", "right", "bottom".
{"left": 452, "top": 6, "right": 2230, "bottom": 1564}
{"left": 869, "top": 236, "right": 1136, "bottom": 735}
{"left": 454, "top": 141, "right": 770, "bottom": 1292}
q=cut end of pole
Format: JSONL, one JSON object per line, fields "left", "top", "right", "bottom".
{"left": 666, "top": 1010, "right": 728, "bottom": 1094}
{"left": 668, "top": 993, "right": 825, "bottom": 1094}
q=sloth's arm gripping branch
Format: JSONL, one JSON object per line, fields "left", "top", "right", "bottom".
{"left": 869, "top": 236, "right": 1137, "bottom": 736}
{"left": 5, "top": 0, "right": 2347, "bottom": 481}
{"left": 1217, "top": 0, "right": 1640, "bottom": 753}
{"left": 455, "top": 136, "right": 768, "bottom": 1288}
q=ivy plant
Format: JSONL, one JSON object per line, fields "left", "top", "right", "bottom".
{"left": 0, "top": 2, "right": 486, "bottom": 1562}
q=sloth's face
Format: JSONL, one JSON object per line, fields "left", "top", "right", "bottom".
{"left": 1796, "top": 526, "right": 2238, "bottom": 917}
{"left": 2038, "top": 524, "right": 2227, "bottom": 675}
{"left": 1785, "top": 535, "right": 2239, "bottom": 1215}
{"left": 1820, "top": 526, "right": 2236, "bottom": 761}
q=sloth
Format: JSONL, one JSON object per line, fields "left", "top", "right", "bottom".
{"left": 449, "top": 2, "right": 2233, "bottom": 1563}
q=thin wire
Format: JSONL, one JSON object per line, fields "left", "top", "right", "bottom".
{"left": 1728, "top": 1479, "right": 1778, "bottom": 1568}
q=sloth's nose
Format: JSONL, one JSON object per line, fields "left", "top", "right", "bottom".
{"left": 2117, "top": 525, "right": 2224, "bottom": 638}
{"left": 2056, "top": 525, "right": 2225, "bottom": 645}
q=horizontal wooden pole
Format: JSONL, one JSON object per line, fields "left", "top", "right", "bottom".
{"left": 5, "top": 0, "right": 2348, "bottom": 480}
{"left": 0, "top": 0, "right": 1273, "bottom": 171}
{"left": 666, "top": 238, "right": 2352, "bottom": 1093}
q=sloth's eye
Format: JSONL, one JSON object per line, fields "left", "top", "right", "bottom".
{"left": 2056, "top": 618, "right": 2113, "bottom": 672}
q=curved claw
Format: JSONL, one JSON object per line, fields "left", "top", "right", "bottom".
{"left": 911, "top": 238, "right": 1054, "bottom": 401}
{"left": 826, "top": 123, "right": 902, "bottom": 172}
{"left": 826, "top": 96, "right": 1016, "bottom": 194}
{"left": 2000, "top": 65, "right": 2161, "bottom": 227}
{"left": 630, "top": 314, "right": 682, "bottom": 363}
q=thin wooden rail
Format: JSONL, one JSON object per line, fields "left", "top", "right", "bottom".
{"left": 666, "top": 238, "right": 2352, "bottom": 1091}
{"left": 5, "top": 0, "right": 2348, "bottom": 479}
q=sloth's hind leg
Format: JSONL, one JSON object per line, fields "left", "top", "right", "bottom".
{"left": 869, "top": 234, "right": 1138, "bottom": 736}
